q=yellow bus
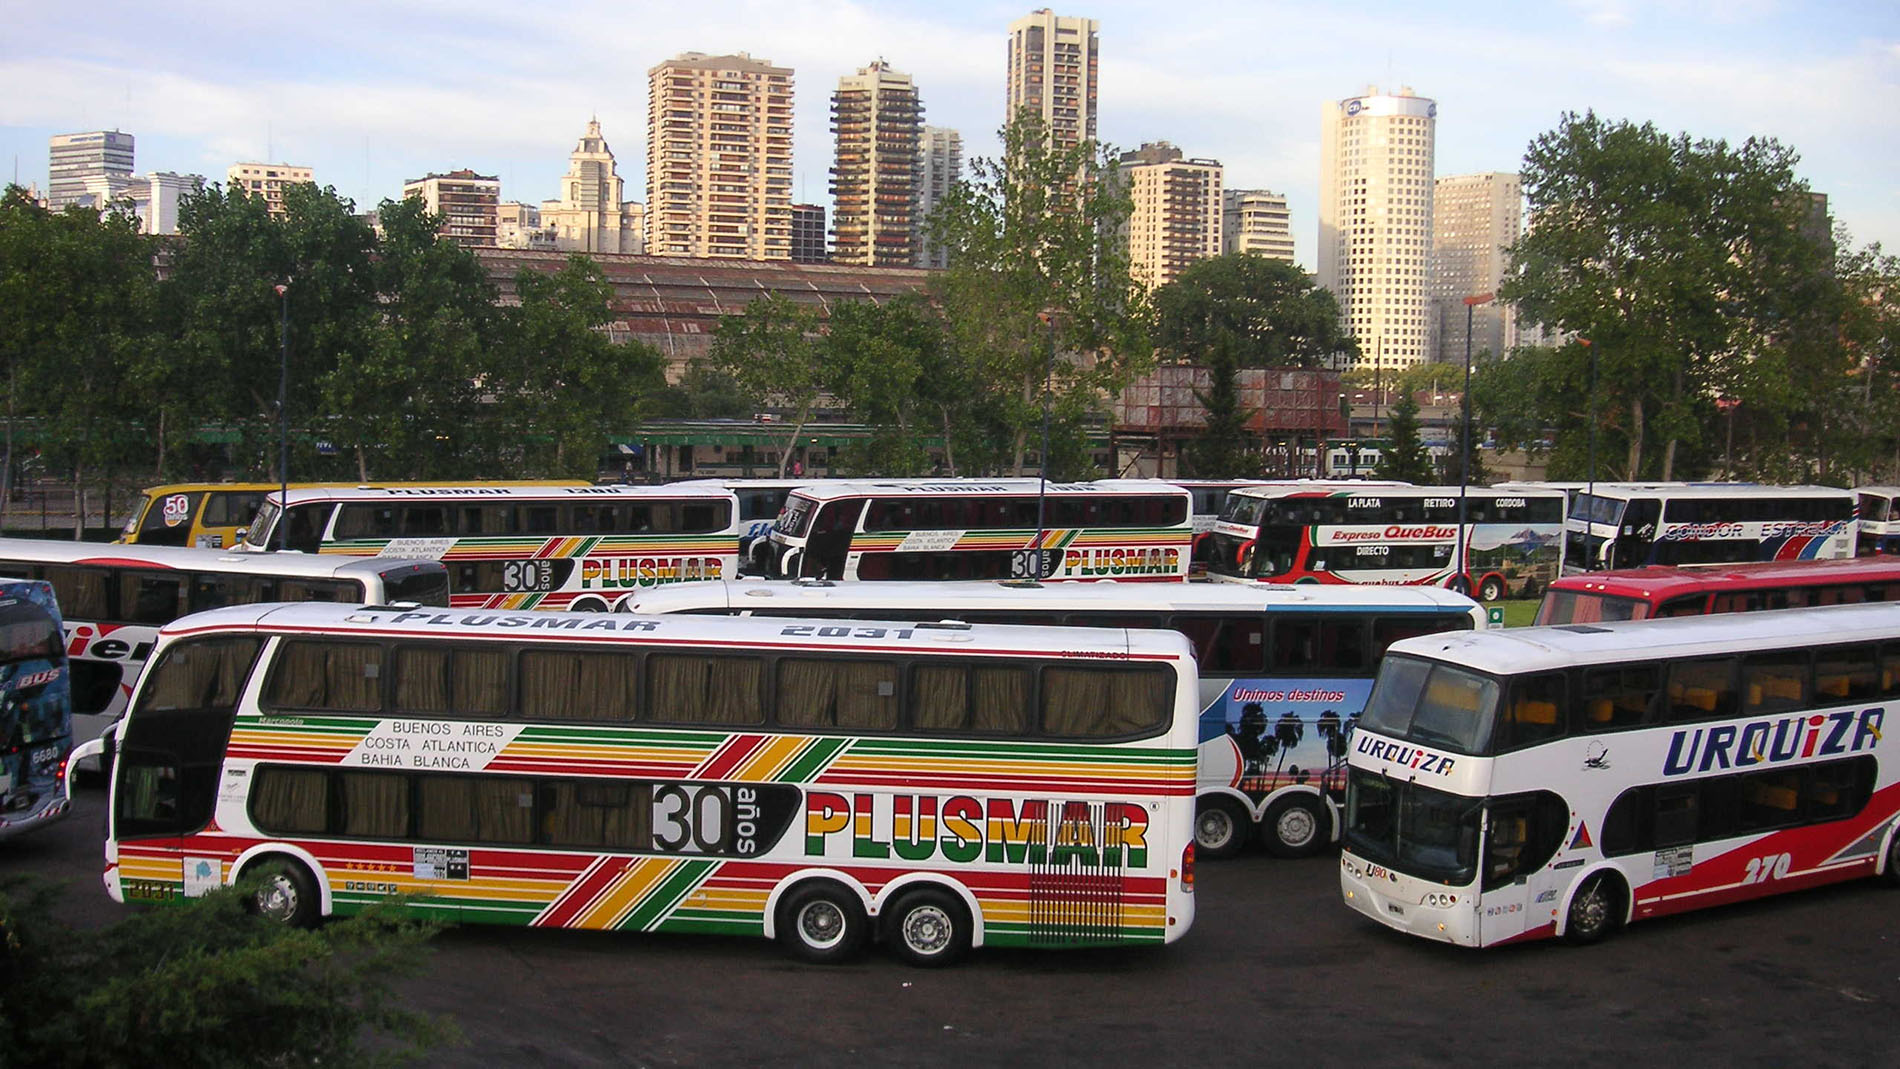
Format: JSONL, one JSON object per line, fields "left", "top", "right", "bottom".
{"left": 118, "top": 482, "right": 590, "bottom": 551}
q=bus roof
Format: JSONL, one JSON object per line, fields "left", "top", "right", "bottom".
{"left": 1386, "top": 600, "right": 1900, "bottom": 677}
{"left": 783, "top": 479, "right": 1191, "bottom": 502}
{"left": 1853, "top": 485, "right": 1900, "bottom": 497}
{"left": 1230, "top": 483, "right": 1562, "bottom": 500}
{"left": 0, "top": 537, "right": 441, "bottom": 580}
{"left": 155, "top": 601, "right": 1196, "bottom": 663}
{"left": 620, "top": 578, "right": 1486, "bottom": 617}
{"left": 1544, "top": 557, "right": 1900, "bottom": 600}
{"left": 262, "top": 484, "right": 738, "bottom": 506}
{"left": 1570, "top": 483, "right": 1851, "bottom": 500}
{"left": 136, "top": 480, "right": 589, "bottom": 496}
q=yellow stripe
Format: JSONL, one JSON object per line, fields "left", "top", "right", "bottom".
{"left": 575, "top": 857, "right": 683, "bottom": 930}
{"left": 732, "top": 734, "right": 813, "bottom": 781}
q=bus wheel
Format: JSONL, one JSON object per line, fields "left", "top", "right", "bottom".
{"left": 1883, "top": 828, "right": 1900, "bottom": 886}
{"left": 1479, "top": 576, "right": 1506, "bottom": 602}
{"left": 245, "top": 858, "right": 321, "bottom": 928}
{"left": 1194, "top": 797, "right": 1252, "bottom": 860}
{"left": 1447, "top": 575, "right": 1472, "bottom": 596}
{"left": 1261, "top": 795, "right": 1327, "bottom": 859}
{"left": 882, "top": 886, "right": 971, "bottom": 968}
{"left": 570, "top": 596, "right": 609, "bottom": 613}
{"left": 776, "top": 880, "right": 867, "bottom": 964}
{"left": 1563, "top": 873, "right": 1624, "bottom": 945}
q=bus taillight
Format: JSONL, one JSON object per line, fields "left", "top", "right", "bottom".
{"left": 1180, "top": 842, "right": 1195, "bottom": 892}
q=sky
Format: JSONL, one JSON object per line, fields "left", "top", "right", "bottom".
{"left": 2, "top": 0, "right": 1895, "bottom": 268}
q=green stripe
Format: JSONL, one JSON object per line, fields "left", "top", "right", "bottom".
{"left": 622, "top": 859, "right": 717, "bottom": 931}
{"left": 657, "top": 913, "right": 763, "bottom": 937}
{"left": 778, "top": 737, "right": 849, "bottom": 782}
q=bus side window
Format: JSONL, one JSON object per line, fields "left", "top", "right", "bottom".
{"left": 120, "top": 570, "right": 185, "bottom": 625}
{"left": 1741, "top": 650, "right": 1809, "bottom": 714}
{"left": 42, "top": 564, "right": 110, "bottom": 620}
{"left": 335, "top": 504, "right": 396, "bottom": 541}
{"left": 1879, "top": 643, "right": 1900, "bottom": 698}
{"left": 1580, "top": 664, "right": 1659, "bottom": 730}
{"left": 1814, "top": 645, "right": 1878, "bottom": 702}
{"left": 1371, "top": 614, "right": 1469, "bottom": 657}
{"left": 1663, "top": 657, "right": 1737, "bottom": 722}
{"left": 1482, "top": 791, "right": 1567, "bottom": 891}
{"left": 1656, "top": 595, "right": 1709, "bottom": 618}
{"left": 1494, "top": 672, "right": 1566, "bottom": 751}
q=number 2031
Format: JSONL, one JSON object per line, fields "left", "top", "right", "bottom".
{"left": 779, "top": 625, "right": 914, "bottom": 639}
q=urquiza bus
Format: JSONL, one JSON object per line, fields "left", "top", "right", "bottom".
{"left": 1854, "top": 485, "right": 1900, "bottom": 556}
{"left": 1207, "top": 484, "right": 1566, "bottom": 602}
{"left": 1534, "top": 557, "right": 1900, "bottom": 626}
{"left": 760, "top": 480, "right": 1194, "bottom": 582}
{"left": 0, "top": 539, "right": 449, "bottom": 748}
{"left": 1564, "top": 483, "right": 1855, "bottom": 573}
{"left": 0, "top": 579, "right": 73, "bottom": 840}
{"left": 618, "top": 579, "right": 1488, "bottom": 859}
{"left": 237, "top": 484, "right": 741, "bottom": 610}
{"left": 118, "top": 481, "right": 588, "bottom": 550}
{"left": 76, "top": 602, "right": 1198, "bottom": 966}
{"left": 1338, "top": 603, "right": 1900, "bottom": 947}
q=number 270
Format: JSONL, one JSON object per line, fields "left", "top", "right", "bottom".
{"left": 1742, "top": 853, "right": 1791, "bottom": 884}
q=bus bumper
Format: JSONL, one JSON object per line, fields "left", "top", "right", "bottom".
{"left": 0, "top": 756, "right": 71, "bottom": 841}
{"left": 1339, "top": 852, "right": 1477, "bottom": 946}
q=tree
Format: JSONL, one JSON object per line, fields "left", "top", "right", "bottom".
{"left": 700, "top": 294, "right": 828, "bottom": 477}
{"left": 927, "top": 112, "right": 1152, "bottom": 478}
{"left": 821, "top": 294, "right": 958, "bottom": 476}
{"left": 1501, "top": 111, "right": 1830, "bottom": 480}
{"left": 1375, "top": 392, "right": 1436, "bottom": 483}
{"left": 1154, "top": 254, "right": 1357, "bottom": 477}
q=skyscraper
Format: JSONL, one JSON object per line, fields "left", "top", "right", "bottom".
{"left": 791, "top": 204, "right": 828, "bottom": 263}
{"left": 1119, "top": 142, "right": 1222, "bottom": 289}
{"left": 48, "top": 130, "right": 135, "bottom": 210}
{"left": 916, "top": 126, "right": 963, "bottom": 269}
{"left": 647, "top": 52, "right": 794, "bottom": 260}
{"left": 403, "top": 169, "right": 502, "bottom": 248}
{"left": 540, "top": 119, "right": 644, "bottom": 254}
{"left": 1006, "top": 9, "right": 1099, "bottom": 150}
{"left": 1223, "top": 189, "right": 1295, "bottom": 264}
{"left": 1429, "top": 172, "right": 1522, "bottom": 364}
{"left": 830, "top": 61, "right": 923, "bottom": 267}
{"left": 1318, "top": 85, "right": 1436, "bottom": 370}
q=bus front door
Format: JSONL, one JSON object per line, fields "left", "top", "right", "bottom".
{"left": 805, "top": 500, "right": 866, "bottom": 579}
{"left": 1611, "top": 498, "right": 1660, "bottom": 569}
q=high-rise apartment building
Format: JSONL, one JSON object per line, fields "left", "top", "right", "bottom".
{"left": 1318, "top": 85, "right": 1436, "bottom": 370}
{"left": 1119, "top": 142, "right": 1222, "bottom": 289}
{"left": 1429, "top": 172, "right": 1521, "bottom": 364}
{"left": 1006, "top": 9, "right": 1099, "bottom": 150}
{"left": 647, "top": 52, "right": 794, "bottom": 260}
{"left": 131, "top": 172, "right": 204, "bottom": 235}
{"left": 48, "top": 130, "right": 135, "bottom": 210}
{"left": 228, "top": 162, "right": 315, "bottom": 217}
{"left": 1223, "top": 189, "right": 1295, "bottom": 263}
{"left": 496, "top": 202, "right": 558, "bottom": 250}
{"left": 402, "top": 169, "right": 502, "bottom": 248}
{"left": 830, "top": 61, "right": 923, "bottom": 267}
{"left": 791, "top": 204, "right": 828, "bottom": 263}
{"left": 916, "top": 126, "right": 963, "bottom": 269}
{"left": 540, "top": 120, "right": 644, "bottom": 254}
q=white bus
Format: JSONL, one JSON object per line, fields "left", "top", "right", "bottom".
{"left": 237, "top": 484, "right": 741, "bottom": 611}
{"left": 1564, "top": 483, "right": 1854, "bottom": 573}
{"left": 1167, "top": 480, "right": 1408, "bottom": 574}
{"left": 619, "top": 579, "right": 1489, "bottom": 859}
{"left": 668, "top": 478, "right": 829, "bottom": 575}
{"left": 1338, "top": 603, "right": 1900, "bottom": 947}
{"left": 81, "top": 602, "right": 1198, "bottom": 966}
{"left": 1854, "top": 485, "right": 1900, "bottom": 556}
{"left": 1207, "top": 484, "right": 1567, "bottom": 602}
{"left": 0, "top": 538, "right": 448, "bottom": 747}
{"left": 759, "top": 479, "right": 1194, "bottom": 582}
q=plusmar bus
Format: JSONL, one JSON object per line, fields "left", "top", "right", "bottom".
{"left": 77, "top": 602, "right": 1198, "bottom": 965}
{"left": 1338, "top": 603, "right": 1899, "bottom": 947}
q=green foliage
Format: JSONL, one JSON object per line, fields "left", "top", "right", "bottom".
{"left": 821, "top": 295, "right": 951, "bottom": 476}
{"left": 925, "top": 112, "right": 1151, "bottom": 476}
{"left": 701, "top": 294, "right": 829, "bottom": 476}
{"left": 0, "top": 873, "right": 455, "bottom": 1067}
{"left": 1375, "top": 393, "right": 1436, "bottom": 483}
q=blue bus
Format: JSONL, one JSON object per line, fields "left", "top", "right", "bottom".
{"left": 0, "top": 579, "right": 73, "bottom": 840}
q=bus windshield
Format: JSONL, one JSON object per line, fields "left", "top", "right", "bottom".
{"left": 0, "top": 599, "right": 63, "bottom": 665}
{"left": 1534, "top": 590, "right": 1651, "bottom": 626}
{"left": 1343, "top": 767, "right": 1481, "bottom": 884}
{"left": 1359, "top": 655, "right": 1500, "bottom": 754}
{"left": 242, "top": 500, "right": 280, "bottom": 549}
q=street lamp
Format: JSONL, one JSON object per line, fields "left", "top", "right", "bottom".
{"left": 1457, "top": 293, "right": 1494, "bottom": 595}
{"left": 1034, "top": 309, "right": 1057, "bottom": 579}
{"left": 1579, "top": 337, "right": 1597, "bottom": 569}
{"left": 274, "top": 282, "right": 290, "bottom": 552}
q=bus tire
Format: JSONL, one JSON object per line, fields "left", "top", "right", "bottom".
{"left": 1478, "top": 575, "right": 1507, "bottom": 603}
{"left": 1447, "top": 575, "right": 1472, "bottom": 596}
{"left": 1883, "top": 828, "right": 1900, "bottom": 887}
{"left": 1261, "top": 794, "right": 1328, "bottom": 859}
{"left": 570, "top": 596, "right": 609, "bottom": 614}
{"left": 882, "top": 886, "right": 971, "bottom": 968}
{"left": 1562, "top": 872, "right": 1624, "bottom": 945}
{"left": 1194, "top": 797, "right": 1252, "bottom": 860}
{"left": 776, "top": 880, "right": 867, "bottom": 964}
{"left": 245, "top": 857, "right": 321, "bottom": 929}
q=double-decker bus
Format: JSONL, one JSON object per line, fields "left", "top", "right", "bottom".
{"left": 237, "top": 484, "right": 741, "bottom": 611}
{"left": 1564, "top": 483, "right": 1854, "bottom": 574}
{"left": 77, "top": 602, "right": 1198, "bottom": 966}
{"left": 1168, "top": 480, "right": 1408, "bottom": 574}
{"left": 1206, "top": 484, "right": 1566, "bottom": 602}
{"left": 668, "top": 478, "right": 827, "bottom": 575}
{"left": 1338, "top": 603, "right": 1900, "bottom": 947}
{"left": 1855, "top": 485, "right": 1900, "bottom": 555}
{"left": 0, "top": 539, "right": 449, "bottom": 749}
{"left": 0, "top": 579, "right": 73, "bottom": 840}
{"left": 619, "top": 579, "right": 1488, "bottom": 859}
{"left": 119, "top": 481, "right": 588, "bottom": 550}
{"left": 760, "top": 480, "right": 1193, "bottom": 582}
{"left": 1534, "top": 557, "right": 1900, "bottom": 626}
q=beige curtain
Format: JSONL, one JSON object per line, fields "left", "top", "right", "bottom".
{"left": 911, "top": 665, "right": 968, "bottom": 731}
{"left": 456, "top": 648, "right": 512, "bottom": 716}
{"left": 326, "top": 644, "right": 383, "bottom": 711}
{"left": 777, "top": 659, "right": 837, "bottom": 728}
{"left": 973, "top": 667, "right": 1030, "bottom": 734}
{"left": 394, "top": 647, "right": 451, "bottom": 713}
{"left": 252, "top": 768, "right": 328, "bottom": 833}
{"left": 835, "top": 662, "right": 897, "bottom": 730}
{"left": 648, "top": 655, "right": 762, "bottom": 725}
{"left": 474, "top": 778, "right": 535, "bottom": 843}
{"left": 141, "top": 638, "right": 258, "bottom": 712}
{"left": 545, "top": 781, "right": 649, "bottom": 850}
{"left": 417, "top": 778, "right": 478, "bottom": 841}
{"left": 572, "top": 652, "right": 639, "bottom": 722}
{"left": 519, "top": 651, "right": 579, "bottom": 720}
{"left": 265, "top": 641, "right": 329, "bottom": 709}
{"left": 1043, "top": 668, "right": 1167, "bottom": 737}
{"left": 47, "top": 567, "right": 109, "bottom": 619}
{"left": 341, "top": 772, "right": 409, "bottom": 838}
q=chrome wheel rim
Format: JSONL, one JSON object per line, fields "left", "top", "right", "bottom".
{"left": 901, "top": 905, "right": 953, "bottom": 956}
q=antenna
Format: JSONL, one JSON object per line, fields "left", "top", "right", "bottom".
{"left": 267, "top": 120, "right": 273, "bottom": 163}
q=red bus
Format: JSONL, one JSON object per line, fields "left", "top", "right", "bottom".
{"left": 1533, "top": 557, "right": 1900, "bottom": 626}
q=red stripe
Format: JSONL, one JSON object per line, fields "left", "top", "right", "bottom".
{"left": 535, "top": 857, "right": 637, "bottom": 928}
{"left": 695, "top": 734, "right": 768, "bottom": 781}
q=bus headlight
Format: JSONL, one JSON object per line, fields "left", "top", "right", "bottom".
{"left": 1422, "top": 892, "right": 1458, "bottom": 908}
